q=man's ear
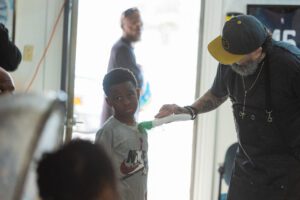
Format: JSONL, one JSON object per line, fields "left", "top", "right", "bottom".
{"left": 254, "top": 47, "right": 263, "bottom": 60}
{"left": 105, "top": 97, "right": 113, "bottom": 107}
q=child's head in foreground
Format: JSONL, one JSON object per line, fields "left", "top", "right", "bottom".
{"left": 103, "top": 68, "right": 140, "bottom": 124}
{"left": 36, "top": 139, "right": 119, "bottom": 200}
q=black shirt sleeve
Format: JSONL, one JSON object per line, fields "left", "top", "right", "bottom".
{"left": 0, "top": 23, "right": 22, "bottom": 71}
{"left": 210, "top": 64, "right": 230, "bottom": 98}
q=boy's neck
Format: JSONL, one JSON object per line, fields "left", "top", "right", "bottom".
{"left": 115, "top": 115, "right": 136, "bottom": 126}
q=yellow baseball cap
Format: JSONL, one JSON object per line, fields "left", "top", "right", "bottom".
{"left": 208, "top": 15, "right": 268, "bottom": 65}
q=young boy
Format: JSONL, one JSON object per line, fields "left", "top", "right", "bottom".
{"left": 95, "top": 68, "right": 148, "bottom": 200}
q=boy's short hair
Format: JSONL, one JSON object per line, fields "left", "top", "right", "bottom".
{"left": 103, "top": 68, "right": 138, "bottom": 96}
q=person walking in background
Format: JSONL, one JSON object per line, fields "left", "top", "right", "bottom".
{"left": 96, "top": 68, "right": 148, "bottom": 200}
{"left": 37, "top": 139, "right": 120, "bottom": 200}
{"left": 0, "top": 23, "right": 22, "bottom": 71}
{"left": 155, "top": 15, "right": 300, "bottom": 200}
{"left": 0, "top": 23, "right": 22, "bottom": 94}
{"left": 101, "top": 7, "right": 149, "bottom": 125}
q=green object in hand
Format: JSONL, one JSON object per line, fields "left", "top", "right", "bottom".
{"left": 137, "top": 113, "right": 192, "bottom": 134}
{"left": 138, "top": 121, "right": 153, "bottom": 134}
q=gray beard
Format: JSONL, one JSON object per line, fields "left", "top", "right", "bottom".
{"left": 230, "top": 61, "right": 259, "bottom": 76}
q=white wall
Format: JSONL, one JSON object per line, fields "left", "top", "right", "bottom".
{"left": 12, "top": 0, "right": 64, "bottom": 93}
{"left": 191, "top": 0, "right": 223, "bottom": 199}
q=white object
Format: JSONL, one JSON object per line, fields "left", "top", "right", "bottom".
{"left": 152, "top": 113, "right": 192, "bottom": 127}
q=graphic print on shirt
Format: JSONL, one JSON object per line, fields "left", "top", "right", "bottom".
{"left": 120, "top": 138, "right": 148, "bottom": 179}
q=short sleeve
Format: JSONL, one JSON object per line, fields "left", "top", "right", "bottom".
{"left": 95, "top": 128, "right": 113, "bottom": 155}
{"left": 210, "top": 64, "right": 230, "bottom": 98}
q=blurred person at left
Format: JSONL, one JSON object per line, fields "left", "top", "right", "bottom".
{"left": 0, "top": 22, "right": 22, "bottom": 94}
{"left": 0, "top": 23, "right": 22, "bottom": 71}
{"left": 37, "top": 139, "right": 120, "bottom": 200}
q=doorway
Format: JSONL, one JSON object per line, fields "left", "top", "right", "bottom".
{"left": 73, "top": 0, "right": 200, "bottom": 199}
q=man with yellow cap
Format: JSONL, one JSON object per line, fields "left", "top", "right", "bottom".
{"left": 155, "top": 15, "right": 300, "bottom": 200}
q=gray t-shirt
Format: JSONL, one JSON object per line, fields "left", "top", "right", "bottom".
{"left": 95, "top": 117, "right": 148, "bottom": 200}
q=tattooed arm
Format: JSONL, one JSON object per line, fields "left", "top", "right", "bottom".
{"left": 155, "top": 89, "right": 228, "bottom": 118}
{"left": 191, "top": 89, "right": 228, "bottom": 114}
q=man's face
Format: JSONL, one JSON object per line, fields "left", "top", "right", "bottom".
{"left": 230, "top": 47, "right": 263, "bottom": 76}
{"left": 122, "top": 11, "right": 143, "bottom": 42}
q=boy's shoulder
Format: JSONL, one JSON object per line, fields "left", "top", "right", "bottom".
{"left": 97, "top": 117, "right": 132, "bottom": 134}
{"left": 95, "top": 117, "right": 118, "bottom": 141}
{"left": 98, "top": 117, "right": 118, "bottom": 132}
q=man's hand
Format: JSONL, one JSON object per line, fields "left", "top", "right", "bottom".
{"left": 154, "top": 90, "right": 228, "bottom": 119}
{"left": 0, "top": 67, "right": 15, "bottom": 94}
{"left": 154, "top": 104, "right": 188, "bottom": 118}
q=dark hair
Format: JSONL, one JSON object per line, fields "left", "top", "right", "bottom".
{"left": 122, "top": 7, "right": 139, "bottom": 18}
{"left": 120, "top": 7, "right": 140, "bottom": 28}
{"left": 37, "top": 139, "right": 118, "bottom": 200}
{"left": 103, "top": 68, "right": 137, "bottom": 96}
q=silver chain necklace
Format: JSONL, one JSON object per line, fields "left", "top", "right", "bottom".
{"left": 239, "top": 61, "right": 265, "bottom": 119}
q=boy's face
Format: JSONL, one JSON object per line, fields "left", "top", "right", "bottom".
{"left": 106, "top": 81, "right": 140, "bottom": 124}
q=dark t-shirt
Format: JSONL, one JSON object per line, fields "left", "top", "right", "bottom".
{"left": 211, "top": 43, "right": 300, "bottom": 111}
{"left": 108, "top": 37, "right": 143, "bottom": 88}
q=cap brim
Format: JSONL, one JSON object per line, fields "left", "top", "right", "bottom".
{"left": 208, "top": 36, "right": 245, "bottom": 65}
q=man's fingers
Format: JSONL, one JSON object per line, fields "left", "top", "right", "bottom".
{"left": 155, "top": 104, "right": 178, "bottom": 118}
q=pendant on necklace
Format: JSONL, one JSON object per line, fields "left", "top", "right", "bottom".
{"left": 266, "top": 110, "right": 273, "bottom": 123}
{"left": 240, "top": 111, "right": 246, "bottom": 119}
{"left": 239, "top": 111, "right": 246, "bottom": 119}
{"left": 239, "top": 90, "right": 247, "bottom": 119}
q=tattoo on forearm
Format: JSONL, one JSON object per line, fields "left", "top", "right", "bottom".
{"left": 194, "top": 90, "right": 227, "bottom": 114}
{"left": 201, "top": 99, "right": 217, "bottom": 112}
